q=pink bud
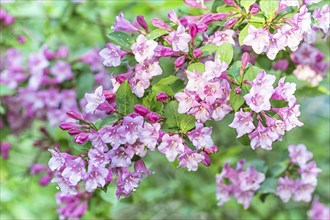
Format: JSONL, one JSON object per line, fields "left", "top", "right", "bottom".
{"left": 189, "top": 24, "right": 198, "bottom": 40}
{"left": 17, "top": 35, "right": 26, "bottom": 44}
{"left": 134, "top": 104, "right": 150, "bottom": 117}
{"left": 151, "top": 18, "right": 172, "bottom": 31}
{"left": 68, "top": 128, "right": 82, "bottom": 136}
{"left": 174, "top": 56, "right": 186, "bottom": 68}
{"left": 203, "top": 146, "right": 218, "bottom": 154}
{"left": 137, "top": 15, "right": 149, "bottom": 32}
{"left": 234, "top": 87, "right": 242, "bottom": 94}
{"left": 147, "top": 112, "right": 161, "bottom": 123}
{"left": 66, "top": 111, "right": 84, "bottom": 121}
{"left": 59, "top": 122, "right": 78, "bottom": 131}
{"left": 56, "top": 46, "right": 69, "bottom": 59}
{"left": 156, "top": 92, "right": 169, "bottom": 102}
{"left": 30, "top": 164, "right": 47, "bottom": 175}
{"left": 193, "top": 48, "right": 203, "bottom": 58}
{"left": 44, "top": 49, "right": 55, "bottom": 60}
{"left": 106, "top": 166, "right": 113, "bottom": 183}
{"left": 249, "top": 3, "right": 260, "bottom": 14}
{"left": 39, "top": 172, "right": 52, "bottom": 186}
{"left": 0, "top": 142, "right": 11, "bottom": 160}
{"left": 224, "top": 17, "right": 239, "bottom": 28}
{"left": 201, "top": 152, "right": 211, "bottom": 166}
{"left": 103, "top": 90, "right": 116, "bottom": 103}
{"left": 272, "top": 59, "right": 289, "bottom": 72}
{"left": 74, "top": 133, "right": 89, "bottom": 144}
{"left": 241, "top": 52, "right": 250, "bottom": 69}
{"left": 168, "top": 10, "right": 180, "bottom": 24}
{"left": 223, "top": 0, "right": 236, "bottom": 7}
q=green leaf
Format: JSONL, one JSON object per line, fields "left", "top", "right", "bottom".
{"left": 243, "top": 66, "right": 263, "bottom": 81}
{"left": 152, "top": 57, "right": 175, "bottom": 85}
{"left": 200, "top": 44, "right": 218, "bottom": 57}
{"left": 155, "top": 75, "right": 181, "bottom": 86}
{"left": 230, "top": 89, "right": 245, "bottom": 112}
{"left": 180, "top": 114, "right": 196, "bottom": 132}
{"left": 268, "top": 159, "right": 289, "bottom": 177}
{"left": 241, "top": 0, "right": 256, "bottom": 12}
{"left": 115, "top": 80, "right": 137, "bottom": 115}
{"left": 259, "top": 0, "right": 278, "bottom": 21}
{"left": 239, "top": 24, "right": 249, "bottom": 46}
{"left": 76, "top": 73, "right": 94, "bottom": 99}
{"left": 147, "top": 29, "right": 169, "bottom": 40}
{"left": 258, "top": 178, "right": 278, "bottom": 194}
{"left": 215, "top": 42, "right": 234, "bottom": 64}
{"left": 163, "top": 101, "right": 180, "bottom": 128}
{"left": 142, "top": 92, "right": 163, "bottom": 112}
{"left": 212, "top": 0, "right": 225, "bottom": 12}
{"left": 238, "top": 134, "right": 250, "bottom": 146}
{"left": 107, "top": 31, "right": 135, "bottom": 50}
{"left": 0, "top": 84, "right": 15, "bottom": 97}
{"left": 227, "top": 61, "right": 242, "bottom": 80}
{"left": 295, "top": 85, "right": 330, "bottom": 97}
{"left": 152, "top": 75, "right": 182, "bottom": 96}
{"left": 187, "top": 62, "right": 205, "bottom": 72}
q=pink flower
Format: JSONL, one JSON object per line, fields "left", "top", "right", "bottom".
{"left": 313, "top": 4, "right": 330, "bottom": 34}
{"left": 99, "top": 43, "right": 124, "bottom": 67}
{"left": 84, "top": 165, "right": 109, "bottom": 192}
{"left": 131, "top": 35, "right": 158, "bottom": 63}
{"left": 208, "top": 30, "right": 235, "bottom": 46}
{"left": 107, "top": 146, "right": 135, "bottom": 168}
{"left": 175, "top": 90, "right": 198, "bottom": 114}
{"left": 308, "top": 198, "right": 330, "bottom": 220}
{"left": 138, "top": 122, "right": 160, "bottom": 150}
{"left": 276, "top": 175, "right": 295, "bottom": 203}
{"left": 272, "top": 104, "right": 304, "bottom": 131}
{"left": 167, "top": 25, "right": 192, "bottom": 53}
{"left": 229, "top": 109, "right": 255, "bottom": 138}
{"left": 248, "top": 121, "right": 278, "bottom": 150}
{"left": 177, "top": 148, "right": 205, "bottom": 171}
{"left": 188, "top": 122, "right": 214, "bottom": 150}
{"left": 243, "top": 25, "right": 270, "bottom": 54}
{"left": 158, "top": 134, "right": 185, "bottom": 162}
{"left": 288, "top": 144, "right": 313, "bottom": 166}
{"left": 85, "top": 86, "right": 106, "bottom": 113}
{"left": 117, "top": 115, "right": 144, "bottom": 145}
{"left": 50, "top": 61, "right": 73, "bottom": 83}
{"left": 114, "top": 12, "right": 139, "bottom": 33}
{"left": 204, "top": 59, "right": 228, "bottom": 80}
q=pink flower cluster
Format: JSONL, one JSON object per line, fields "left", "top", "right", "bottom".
{"left": 308, "top": 197, "right": 330, "bottom": 220}
{"left": 175, "top": 59, "right": 232, "bottom": 122}
{"left": 0, "top": 8, "right": 15, "bottom": 26}
{"left": 216, "top": 160, "right": 265, "bottom": 209}
{"left": 230, "top": 71, "right": 303, "bottom": 150}
{"left": 243, "top": 3, "right": 329, "bottom": 60}
{"left": 276, "top": 144, "right": 321, "bottom": 203}
{"left": 291, "top": 43, "right": 329, "bottom": 86}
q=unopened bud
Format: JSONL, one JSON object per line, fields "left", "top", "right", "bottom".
{"left": 193, "top": 48, "right": 203, "bottom": 58}
{"left": 174, "top": 56, "right": 185, "bottom": 68}
{"left": 74, "top": 133, "right": 89, "bottom": 145}
{"left": 134, "top": 104, "right": 150, "bottom": 117}
{"left": 156, "top": 92, "right": 169, "bottom": 102}
{"left": 147, "top": 112, "right": 161, "bottom": 123}
{"left": 137, "top": 15, "right": 149, "bottom": 32}
{"left": 241, "top": 52, "right": 250, "bottom": 69}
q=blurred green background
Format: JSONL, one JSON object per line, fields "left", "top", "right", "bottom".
{"left": 0, "top": 1, "right": 329, "bottom": 219}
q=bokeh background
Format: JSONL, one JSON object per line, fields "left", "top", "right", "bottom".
{"left": 0, "top": 0, "right": 329, "bottom": 219}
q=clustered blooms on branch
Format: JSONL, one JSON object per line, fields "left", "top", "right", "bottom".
{"left": 276, "top": 144, "right": 321, "bottom": 203}
{"left": 215, "top": 160, "right": 265, "bottom": 209}
{"left": 46, "top": 1, "right": 330, "bottom": 216}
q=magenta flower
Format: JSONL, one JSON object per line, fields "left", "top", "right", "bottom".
{"left": 175, "top": 90, "right": 198, "bottom": 114}
{"left": 243, "top": 25, "right": 270, "bottom": 54}
{"left": 208, "top": 30, "right": 235, "bottom": 46}
{"left": 61, "top": 157, "right": 86, "bottom": 185}
{"left": 308, "top": 198, "right": 330, "bottom": 220}
{"left": 229, "top": 109, "right": 255, "bottom": 138}
{"left": 139, "top": 122, "right": 161, "bottom": 151}
{"left": 131, "top": 35, "right": 158, "bottom": 63}
{"left": 272, "top": 104, "right": 304, "bottom": 131}
{"left": 85, "top": 86, "right": 106, "bottom": 113}
{"left": 272, "top": 77, "right": 296, "bottom": 104}
{"left": 204, "top": 59, "right": 228, "bottom": 80}
{"left": 0, "top": 142, "right": 11, "bottom": 159}
{"left": 117, "top": 115, "right": 144, "bottom": 144}
{"left": 158, "top": 134, "right": 185, "bottom": 162}
{"left": 51, "top": 173, "right": 78, "bottom": 195}
{"left": 107, "top": 146, "right": 135, "bottom": 168}
{"left": 188, "top": 123, "right": 214, "bottom": 150}
{"left": 167, "top": 25, "right": 192, "bottom": 53}
{"left": 114, "top": 12, "right": 139, "bottom": 33}
{"left": 50, "top": 61, "right": 73, "bottom": 83}
{"left": 300, "top": 161, "right": 321, "bottom": 186}
{"left": 88, "top": 148, "right": 110, "bottom": 166}
{"left": 313, "top": 4, "right": 330, "bottom": 34}
{"left": 288, "top": 144, "right": 313, "bottom": 166}
{"left": 116, "top": 168, "right": 141, "bottom": 198}
{"left": 100, "top": 125, "right": 125, "bottom": 149}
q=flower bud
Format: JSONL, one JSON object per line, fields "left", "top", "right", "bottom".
{"left": 56, "top": 46, "right": 69, "bottom": 59}
{"left": 249, "top": 3, "right": 260, "bottom": 14}
{"left": 39, "top": 172, "right": 52, "bottom": 186}
{"left": 193, "top": 48, "right": 203, "bottom": 58}
{"left": 137, "top": 15, "right": 149, "bottom": 32}
{"left": 134, "top": 104, "right": 150, "bottom": 117}
{"left": 74, "top": 133, "right": 89, "bottom": 145}
{"left": 242, "top": 52, "right": 250, "bottom": 69}
{"left": 201, "top": 152, "right": 211, "bottom": 166}
{"left": 189, "top": 24, "right": 198, "bottom": 40}
{"left": 0, "top": 142, "right": 11, "bottom": 159}
{"left": 59, "top": 122, "right": 78, "bottom": 130}
{"left": 30, "top": 164, "right": 47, "bottom": 175}
{"left": 17, "top": 35, "right": 26, "bottom": 44}
{"left": 66, "top": 111, "right": 84, "bottom": 121}
{"left": 106, "top": 166, "right": 113, "bottom": 183}
{"left": 156, "top": 92, "right": 169, "bottom": 102}
{"left": 147, "top": 112, "right": 161, "bottom": 123}
{"left": 224, "top": 17, "right": 239, "bottom": 28}
{"left": 174, "top": 56, "right": 185, "bottom": 68}
{"left": 151, "top": 18, "right": 172, "bottom": 31}
{"left": 272, "top": 60, "right": 289, "bottom": 72}
{"left": 223, "top": 0, "right": 236, "bottom": 7}
{"left": 203, "top": 146, "right": 218, "bottom": 154}
{"left": 234, "top": 87, "right": 242, "bottom": 94}
{"left": 68, "top": 128, "right": 82, "bottom": 136}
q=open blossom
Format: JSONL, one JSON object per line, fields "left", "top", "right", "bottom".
{"left": 273, "top": 104, "right": 304, "bottom": 131}
{"left": 308, "top": 198, "right": 330, "bottom": 220}
{"left": 293, "top": 65, "right": 323, "bottom": 86}
{"left": 188, "top": 123, "right": 214, "bottom": 150}
{"left": 243, "top": 25, "right": 270, "bottom": 54}
{"left": 131, "top": 35, "right": 158, "bottom": 62}
{"left": 276, "top": 176, "right": 295, "bottom": 203}
{"left": 313, "top": 4, "right": 330, "bottom": 34}
{"left": 158, "top": 134, "right": 185, "bottom": 162}
{"left": 85, "top": 86, "right": 106, "bottom": 113}
{"left": 249, "top": 121, "right": 278, "bottom": 150}
{"left": 288, "top": 144, "right": 313, "bottom": 166}
{"left": 99, "top": 43, "right": 123, "bottom": 67}
{"left": 216, "top": 160, "right": 265, "bottom": 209}
{"left": 117, "top": 115, "right": 144, "bottom": 144}
{"left": 177, "top": 148, "right": 205, "bottom": 171}
{"left": 208, "top": 30, "right": 235, "bottom": 46}
{"left": 84, "top": 165, "right": 109, "bottom": 192}
{"left": 114, "top": 12, "right": 139, "bottom": 33}
{"left": 229, "top": 109, "right": 255, "bottom": 138}
{"left": 167, "top": 25, "right": 192, "bottom": 53}
{"left": 50, "top": 61, "right": 73, "bottom": 83}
